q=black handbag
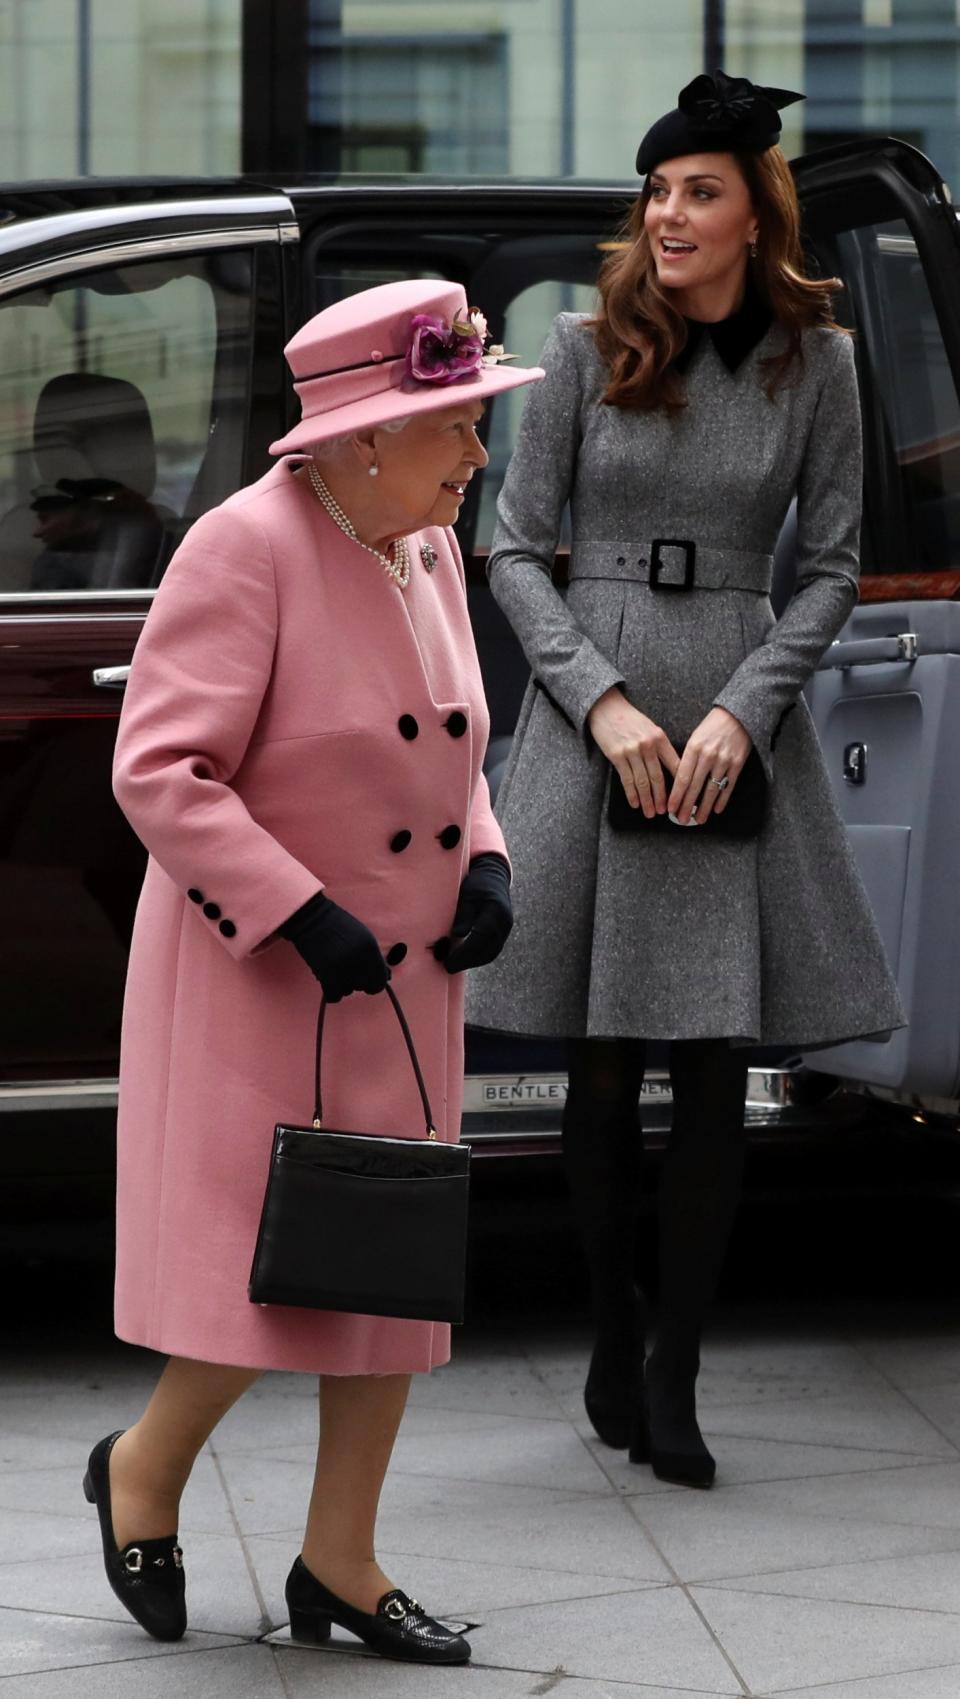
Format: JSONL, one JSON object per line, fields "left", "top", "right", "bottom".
{"left": 249, "top": 986, "right": 470, "bottom": 1324}
{"left": 607, "top": 745, "right": 768, "bottom": 839}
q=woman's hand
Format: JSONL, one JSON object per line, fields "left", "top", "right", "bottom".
{"left": 668, "top": 707, "right": 753, "bottom": 825}
{"left": 587, "top": 688, "right": 679, "bottom": 819}
{"left": 442, "top": 854, "right": 513, "bottom": 974}
{"left": 279, "top": 892, "right": 390, "bottom": 1002}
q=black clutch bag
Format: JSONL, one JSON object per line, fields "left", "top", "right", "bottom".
{"left": 607, "top": 745, "right": 768, "bottom": 839}
{"left": 249, "top": 986, "right": 470, "bottom": 1324}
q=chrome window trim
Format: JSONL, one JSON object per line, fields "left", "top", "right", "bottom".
{"left": 0, "top": 1079, "right": 119, "bottom": 1112}
{"left": 877, "top": 234, "right": 919, "bottom": 256}
{"left": 0, "top": 593, "right": 154, "bottom": 609}
{"left": 0, "top": 1066, "right": 792, "bottom": 1120}
{"left": 0, "top": 195, "right": 297, "bottom": 260}
{"left": 0, "top": 611, "right": 149, "bottom": 623}
{"left": 0, "top": 223, "right": 292, "bottom": 298}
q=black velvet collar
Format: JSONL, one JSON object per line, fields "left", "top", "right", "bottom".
{"left": 672, "top": 279, "right": 773, "bottom": 375}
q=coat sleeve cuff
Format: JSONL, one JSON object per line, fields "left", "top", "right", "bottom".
{"left": 712, "top": 686, "right": 776, "bottom": 782}
{"left": 548, "top": 651, "right": 626, "bottom": 739}
{"left": 467, "top": 771, "right": 511, "bottom": 871}
{"left": 181, "top": 866, "right": 326, "bottom": 962}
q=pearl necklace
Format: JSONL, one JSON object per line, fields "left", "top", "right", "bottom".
{"left": 305, "top": 461, "right": 410, "bottom": 590}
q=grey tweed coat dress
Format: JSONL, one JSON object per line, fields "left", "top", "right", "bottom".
{"left": 465, "top": 306, "right": 905, "bottom": 1047}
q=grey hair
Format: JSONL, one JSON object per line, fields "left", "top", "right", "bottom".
{"left": 312, "top": 415, "right": 413, "bottom": 461}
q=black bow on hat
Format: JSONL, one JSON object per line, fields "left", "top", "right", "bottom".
{"left": 636, "top": 68, "right": 804, "bottom": 176}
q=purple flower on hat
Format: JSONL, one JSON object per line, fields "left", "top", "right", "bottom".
{"left": 404, "top": 314, "right": 485, "bottom": 385}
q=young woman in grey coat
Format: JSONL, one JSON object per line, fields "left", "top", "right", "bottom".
{"left": 466, "top": 71, "right": 904, "bottom": 1488}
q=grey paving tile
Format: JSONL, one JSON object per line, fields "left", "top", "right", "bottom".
{"left": 628, "top": 1482, "right": 960, "bottom": 1583}
{"left": 0, "top": 1531, "right": 265, "bottom": 1638}
{"left": 0, "top": 1452, "right": 235, "bottom": 1539}
{"left": 0, "top": 1606, "right": 241, "bottom": 1679}
{"left": 228, "top": 1533, "right": 299, "bottom": 1622}
{"left": 702, "top": 1387, "right": 956, "bottom": 1458}
{"left": 212, "top": 1451, "right": 316, "bottom": 1538}
{"left": 204, "top": 1375, "right": 321, "bottom": 1454}
{"left": 374, "top": 1474, "right": 672, "bottom": 1584}
{"left": 525, "top": 1333, "right": 890, "bottom": 1422}
{"left": 270, "top": 1626, "right": 739, "bottom": 1695}
{"left": 528, "top": 1686, "right": 738, "bottom": 1699}
{"left": 253, "top": 1472, "right": 671, "bottom": 1585}
{"left": 773, "top": 1664, "right": 960, "bottom": 1698}
{"left": 690, "top": 1584, "right": 960, "bottom": 1693}
{"left": 0, "top": 1508, "right": 109, "bottom": 1565}
{"left": 705, "top": 1546, "right": 960, "bottom": 1612}
{"left": 573, "top": 1434, "right": 682, "bottom": 1499}
{"left": 697, "top": 1433, "right": 946, "bottom": 1487}
{"left": 408, "top": 1356, "right": 566, "bottom": 1420}
{"left": 697, "top": 1341, "right": 893, "bottom": 1410}
{"left": 578, "top": 1424, "right": 929, "bottom": 1495}
{"left": 528, "top": 1685, "right": 738, "bottom": 1699}
{"left": 390, "top": 1412, "right": 613, "bottom": 1495}
{"left": 0, "top": 1433, "right": 90, "bottom": 1474}
{"left": 717, "top": 1458, "right": 960, "bottom": 1532}
{"left": 899, "top": 1383, "right": 960, "bottom": 1450}
{"left": 850, "top": 1329, "right": 960, "bottom": 1390}
{"left": 0, "top": 1643, "right": 287, "bottom": 1696}
{"left": 212, "top": 1400, "right": 504, "bottom": 1459}
{"left": 246, "top": 1535, "right": 655, "bottom": 1619}
{"left": 476, "top": 1585, "right": 739, "bottom": 1691}
{"left": 0, "top": 1387, "right": 155, "bottom": 1447}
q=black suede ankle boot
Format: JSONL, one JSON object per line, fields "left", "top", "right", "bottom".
{"left": 584, "top": 1287, "right": 646, "bottom": 1449}
{"left": 630, "top": 1342, "right": 715, "bottom": 1487}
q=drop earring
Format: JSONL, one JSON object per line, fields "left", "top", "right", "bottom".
{"left": 368, "top": 462, "right": 379, "bottom": 477}
{"left": 749, "top": 240, "right": 759, "bottom": 260}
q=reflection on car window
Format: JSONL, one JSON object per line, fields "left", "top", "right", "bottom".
{"left": 835, "top": 218, "right": 960, "bottom": 573}
{"left": 309, "top": 224, "right": 614, "bottom": 555}
{"left": 314, "top": 265, "right": 446, "bottom": 313}
{"left": 477, "top": 277, "right": 599, "bottom": 550}
{"left": 307, "top": 223, "right": 616, "bottom": 745}
{"left": 0, "top": 253, "right": 253, "bottom": 594}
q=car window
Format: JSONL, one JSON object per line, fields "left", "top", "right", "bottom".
{"left": 476, "top": 278, "right": 599, "bottom": 550}
{"left": 313, "top": 263, "right": 447, "bottom": 313}
{"left": 305, "top": 216, "right": 621, "bottom": 556}
{"left": 832, "top": 218, "right": 960, "bottom": 574}
{"left": 0, "top": 251, "right": 253, "bottom": 595}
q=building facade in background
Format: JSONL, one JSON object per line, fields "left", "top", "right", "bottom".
{"left": 1, "top": 1, "right": 960, "bottom": 189}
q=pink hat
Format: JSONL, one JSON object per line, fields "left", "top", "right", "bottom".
{"left": 269, "top": 278, "right": 544, "bottom": 455}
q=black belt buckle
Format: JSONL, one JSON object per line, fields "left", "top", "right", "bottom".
{"left": 650, "top": 538, "right": 696, "bottom": 591}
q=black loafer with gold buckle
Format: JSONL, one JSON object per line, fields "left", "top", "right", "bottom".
{"left": 285, "top": 1556, "right": 470, "bottom": 1663}
{"left": 83, "top": 1430, "right": 187, "bottom": 1641}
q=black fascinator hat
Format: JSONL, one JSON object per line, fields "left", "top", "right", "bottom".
{"left": 636, "top": 68, "right": 804, "bottom": 176}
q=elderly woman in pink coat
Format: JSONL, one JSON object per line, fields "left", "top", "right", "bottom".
{"left": 81, "top": 280, "right": 543, "bottom": 1661}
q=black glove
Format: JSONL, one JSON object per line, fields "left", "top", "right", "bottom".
{"left": 280, "top": 892, "right": 390, "bottom": 1003}
{"left": 441, "top": 853, "right": 513, "bottom": 975}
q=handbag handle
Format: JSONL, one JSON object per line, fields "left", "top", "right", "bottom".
{"left": 314, "top": 984, "right": 437, "bottom": 1139}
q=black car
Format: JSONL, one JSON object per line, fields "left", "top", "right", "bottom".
{"left": 1, "top": 137, "right": 958, "bottom": 1158}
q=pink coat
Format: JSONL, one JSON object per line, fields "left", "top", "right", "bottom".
{"left": 112, "top": 459, "right": 506, "bottom": 1374}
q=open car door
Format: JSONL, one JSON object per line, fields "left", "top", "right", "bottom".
{"left": 793, "top": 138, "right": 960, "bottom": 1108}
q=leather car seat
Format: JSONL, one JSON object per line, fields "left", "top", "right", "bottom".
{"left": 0, "top": 373, "right": 174, "bottom": 592}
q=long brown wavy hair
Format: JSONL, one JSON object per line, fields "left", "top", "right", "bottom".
{"left": 590, "top": 145, "right": 844, "bottom": 413}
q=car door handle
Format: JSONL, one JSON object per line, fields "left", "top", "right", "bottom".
{"left": 92, "top": 666, "right": 131, "bottom": 689}
{"left": 817, "top": 632, "right": 918, "bottom": 670}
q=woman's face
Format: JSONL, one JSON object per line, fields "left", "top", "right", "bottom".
{"left": 643, "top": 152, "right": 759, "bottom": 300}
{"left": 372, "top": 400, "right": 489, "bottom": 531}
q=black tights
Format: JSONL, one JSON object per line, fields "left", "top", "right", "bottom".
{"left": 562, "top": 1036, "right": 749, "bottom": 1365}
